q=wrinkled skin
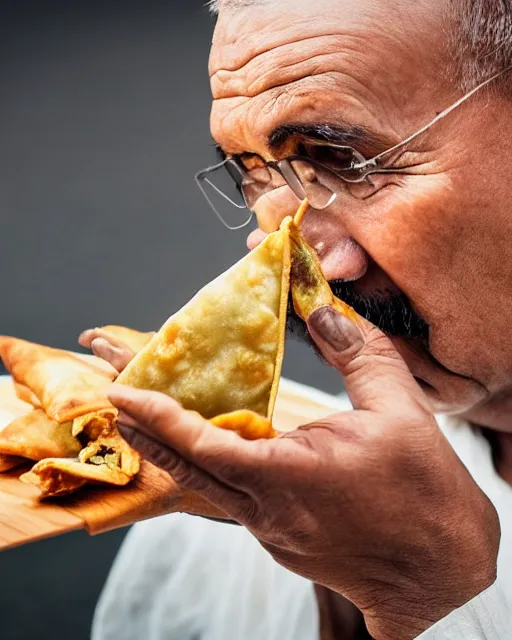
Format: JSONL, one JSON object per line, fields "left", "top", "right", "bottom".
{"left": 211, "top": 0, "right": 512, "bottom": 432}
{"left": 90, "top": 310, "right": 499, "bottom": 640}
{"left": 81, "top": 0, "right": 512, "bottom": 636}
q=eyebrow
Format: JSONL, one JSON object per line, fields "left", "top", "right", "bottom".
{"left": 267, "top": 123, "right": 385, "bottom": 152}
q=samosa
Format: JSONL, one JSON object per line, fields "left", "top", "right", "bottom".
{"left": 13, "top": 382, "right": 41, "bottom": 408}
{"left": 0, "top": 338, "right": 115, "bottom": 423}
{"left": 289, "top": 208, "right": 360, "bottom": 325}
{"left": 20, "top": 409, "right": 141, "bottom": 497}
{"left": 116, "top": 217, "right": 293, "bottom": 437}
{"left": 0, "top": 455, "right": 24, "bottom": 473}
{"left": 21, "top": 411, "right": 139, "bottom": 496}
{"left": 0, "top": 409, "right": 81, "bottom": 462}
{"left": 0, "top": 339, "right": 141, "bottom": 496}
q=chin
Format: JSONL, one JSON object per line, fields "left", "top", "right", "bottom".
{"left": 414, "top": 380, "right": 472, "bottom": 415}
{"left": 393, "top": 342, "right": 488, "bottom": 417}
{"left": 287, "top": 306, "right": 489, "bottom": 417}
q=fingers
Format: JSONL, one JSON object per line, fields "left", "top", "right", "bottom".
{"left": 79, "top": 329, "right": 134, "bottom": 372}
{"left": 118, "top": 425, "right": 181, "bottom": 474}
{"left": 307, "top": 306, "right": 428, "bottom": 414}
{"left": 109, "top": 385, "right": 268, "bottom": 489}
{"left": 79, "top": 328, "right": 132, "bottom": 352}
{"left": 79, "top": 328, "right": 111, "bottom": 349}
{"left": 118, "top": 424, "right": 256, "bottom": 522}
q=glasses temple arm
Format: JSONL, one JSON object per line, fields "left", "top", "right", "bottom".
{"left": 354, "top": 65, "right": 512, "bottom": 171}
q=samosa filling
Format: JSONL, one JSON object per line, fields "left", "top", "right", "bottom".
{"left": 78, "top": 436, "right": 125, "bottom": 470}
{"left": 87, "top": 446, "right": 120, "bottom": 469}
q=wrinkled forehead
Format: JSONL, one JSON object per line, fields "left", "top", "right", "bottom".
{"left": 210, "top": 0, "right": 448, "bottom": 77}
{"left": 209, "top": 0, "right": 455, "bottom": 154}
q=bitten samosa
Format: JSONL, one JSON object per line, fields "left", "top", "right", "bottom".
{"left": 0, "top": 339, "right": 140, "bottom": 496}
{"left": 19, "top": 409, "right": 141, "bottom": 497}
{"left": 289, "top": 218, "right": 360, "bottom": 325}
{"left": 116, "top": 217, "right": 293, "bottom": 432}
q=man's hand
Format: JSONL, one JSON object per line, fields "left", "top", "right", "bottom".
{"left": 96, "top": 307, "right": 499, "bottom": 640}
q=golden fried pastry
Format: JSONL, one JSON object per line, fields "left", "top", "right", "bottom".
{"left": 117, "top": 217, "right": 293, "bottom": 425}
{"left": 290, "top": 201, "right": 360, "bottom": 324}
{"left": 0, "top": 338, "right": 115, "bottom": 423}
{"left": 0, "top": 409, "right": 81, "bottom": 462}
{"left": 20, "top": 409, "right": 140, "bottom": 497}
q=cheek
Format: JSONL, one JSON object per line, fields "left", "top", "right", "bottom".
{"left": 352, "top": 175, "right": 512, "bottom": 384}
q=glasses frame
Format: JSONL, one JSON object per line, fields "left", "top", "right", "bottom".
{"left": 195, "top": 66, "right": 511, "bottom": 230}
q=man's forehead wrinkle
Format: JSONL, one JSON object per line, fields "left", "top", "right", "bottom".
{"left": 208, "top": 0, "right": 424, "bottom": 78}
{"left": 210, "top": 27, "right": 371, "bottom": 80}
{"left": 211, "top": 75, "right": 398, "bottom": 159}
{"left": 210, "top": 22, "right": 449, "bottom": 137}
{"left": 210, "top": 0, "right": 447, "bottom": 79}
{"left": 211, "top": 34, "right": 380, "bottom": 102}
{"left": 210, "top": 4, "right": 353, "bottom": 77}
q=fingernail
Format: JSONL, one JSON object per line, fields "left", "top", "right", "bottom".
{"left": 91, "top": 338, "right": 110, "bottom": 356}
{"left": 308, "top": 306, "right": 364, "bottom": 352}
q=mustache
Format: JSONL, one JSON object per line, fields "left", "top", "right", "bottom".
{"left": 287, "top": 279, "right": 430, "bottom": 344}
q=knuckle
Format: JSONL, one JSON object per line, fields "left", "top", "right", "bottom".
{"left": 363, "top": 327, "right": 402, "bottom": 361}
{"left": 172, "top": 466, "right": 204, "bottom": 492}
{"left": 139, "top": 437, "right": 175, "bottom": 470}
{"left": 238, "top": 498, "right": 261, "bottom": 528}
{"left": 152, "top": 446, "right": 178, "bottom": 472}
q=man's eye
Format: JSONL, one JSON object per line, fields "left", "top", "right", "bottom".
{"left": 300, "top": 143, "right": 357, "bottom": 172}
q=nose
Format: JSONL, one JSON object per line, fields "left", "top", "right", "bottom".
{"left": 252, "top": 185, "right": 302, "bottom": 233}
{"left": 300, "top": 206, "right": 368, "bottom": 282}
{"left": 250, "top": 187, "right": 368, "bottom": 283}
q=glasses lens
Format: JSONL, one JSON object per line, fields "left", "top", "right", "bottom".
{"left": 302, "top": 143, "right": 369, "bottom": 182}
{"left": 196, "top": 160, "right": 253, "bottom": 230}
{"left": 238, "top": 154, "right": 276, "bottom": 209}
{"left": 289, "top": 159, "right": 336, "bottom": 209}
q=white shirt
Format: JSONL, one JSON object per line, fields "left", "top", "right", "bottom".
{"left": 92, "top": 379, "right": 511, "bottom": 640}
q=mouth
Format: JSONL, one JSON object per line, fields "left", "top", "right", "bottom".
{"left": 286, "top": 280, "right": 430, "bottom": 345}
{"left": 249, "top": 223, "right": 428, "bottom": 341}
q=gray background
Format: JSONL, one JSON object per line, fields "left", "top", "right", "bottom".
{"left": 0, "top": 1, "right": 340, "bottom": 638}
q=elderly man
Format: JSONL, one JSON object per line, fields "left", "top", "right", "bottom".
{"left": 88, "top": 0, "right": 512, "bottom": 638}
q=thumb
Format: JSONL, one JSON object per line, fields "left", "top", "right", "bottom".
{"left": 307, "top": 305, "right": 427, "bottom": 414}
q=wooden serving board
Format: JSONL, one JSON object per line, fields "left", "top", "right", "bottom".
{"left": 0, "top": 377, "right": 344, "bottom": 551}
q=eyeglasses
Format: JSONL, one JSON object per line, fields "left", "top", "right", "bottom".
{"left": 195, "top": 67, "right": 510, "bottom": 230}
